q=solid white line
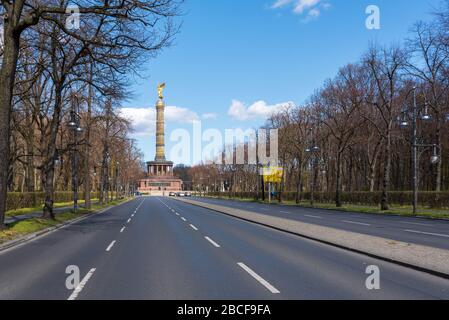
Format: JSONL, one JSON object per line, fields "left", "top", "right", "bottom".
{"left": 106, "top": 241, "right": 116, "bottom": 252}
{"left": 68, "top": 268, "right": 96, "bottom": 300}
{"left": 190, "top": 224, "right": 199, "bottom": 231}
{"left": 305, "top": 215, "right": 323, "bottom": 219}
{"left": 237, "top": 263, "right": 280, "bottom": 294}
{"left": 127, "top": 218, "right": 131, "bottom": 223}
{"left": 205, "top": 236, "right": 221, "bottom": 248}
{"left": 405, "top": 229, "right": 449, "bottom": 238}
{"left": 181, "top": 217, "right": 187, "bottom": 222}
{"left": 120, "top": 227, "right": 126, "bottom": 233}
{"left": 342, "top": 220, "right": 371, "bottom": 226}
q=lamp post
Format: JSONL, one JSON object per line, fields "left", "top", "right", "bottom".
{"left": 68, "top": 107, "right": 83, "bottom": 213}
{"left": 400, "top": 87, "right": 440, "bottom": 215}
{"left": 305, "top": 128, "right": 320, "bottom": 207}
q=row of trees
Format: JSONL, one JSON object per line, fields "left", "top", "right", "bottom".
{"left": 185, "top": 3, "right": 449, "bottom": 210}
{"left": 0, "top": 0, "right": 182, "bottom": 227}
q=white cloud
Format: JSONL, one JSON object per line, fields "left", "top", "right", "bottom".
{"left": 228, "top": 99, "right": 293, "bottom": 122}
{"left": 201, "top": 113, "right": 218, "bottom": 120}
{"left": 308, "top": 8, "right": 321, "bottom": 18}
{"left": 271, "top": 0, "right": 330, "bottom": 20}
{"left": 166, "top": 106, "right": 199, "bottom": 124}
{"left": 294, "top": 0, "right": 321, "bottom": 14}
{"left": 271, "top": 0, "right": 292, "bottom": 9}
{"left": 120, "top": 106, "right": 199, "bottom": 136}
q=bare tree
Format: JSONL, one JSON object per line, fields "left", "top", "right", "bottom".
{"left": 364, "top": 46, "right": 406, "bottom": 210}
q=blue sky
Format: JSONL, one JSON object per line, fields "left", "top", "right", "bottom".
{"left": 121, "top": 0, "right": 441, "bottom": 165}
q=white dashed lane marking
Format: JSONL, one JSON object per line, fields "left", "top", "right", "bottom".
{"left": 401, "top": 222, "right": 434, "bottom": 227}
{"left": 205, "top": 236, "right": 221, "bottom": 248}
{"left": 305, "top": 215, "right": 323, "bottom": 219}
{"left": 67, "top": 268, "right": 96, "bottom": 300}
{"left": 106, "top": 241, "right": 116, "bottom": 252}
{"left": 342, "top": 220, "right": 371, "bottom": 227}
{"left": 405, "top": 229, "right": 449, "bottom": 238}
{"left": 237, "top": 263, "right": 280, "bottom": 294}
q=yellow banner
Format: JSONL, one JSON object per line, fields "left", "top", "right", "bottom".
{"left": 262, "top": 166, "right": 283, "bottom": 183}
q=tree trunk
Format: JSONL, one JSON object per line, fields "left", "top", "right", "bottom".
{"left": 369, "top": 163, "right": 376, "bottom": 192}
{"left": 381, "top": 133, "right": 392, "bottom": 211}
{"left": 100, "top": 142, "right": 110, "bottom": 205}
{"left": 335, "top": 152, "right": 342, "bottom": 208}
{"left": 295, "top": 163, "right": 302, "bottom": 204}
{"left": 435, "top": 117, "right": 442, "bottom": 192}
{"left": 42, "top": 87, "right": 64, "bottom": 219}
{"left": 0, "top": 26, "right": 21, "bottom": 228}
{"left": 25, "top": 123, "right": 35, "bottom": 192}
{"left": 84, "top": 73, "right": 93, "bottom": 209}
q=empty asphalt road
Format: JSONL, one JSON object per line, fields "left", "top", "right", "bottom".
{"left": 189, "top": 197, "right": 449, "bottom": 251}
{"left": 0, "top": 197, "right": 449, "bottom": 300}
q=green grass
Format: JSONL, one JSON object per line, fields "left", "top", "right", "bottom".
{"left": 0, "top": 197, "right": 132, "bottom": 244}
{"left": 202, "top": 195, "right": 449, "bottom": 219}
{"left": 0, "top": 212, "right": 81, "bottom": 243}
{"left": 5, "top": 199, "right": 99, "bottom": 217}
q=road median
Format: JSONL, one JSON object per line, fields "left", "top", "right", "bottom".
{"left": 176, "top": 198, "right": 449, "bottom": 278}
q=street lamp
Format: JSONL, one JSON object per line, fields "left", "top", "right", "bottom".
{"left": 68, "top": 107, "right": 83, "bottom": 213}
{"left": 430, "top": 146, "right": 441, "bottom": 165}
{"left": 305, "top": 128, "right": 320, "bottom": 207}
{"left": 399, "top": 87, "right": 439, "bottom": 215}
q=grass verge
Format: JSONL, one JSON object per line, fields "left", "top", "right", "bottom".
{"left": 201, "top": 195, "right": 449, "bottom": 219}
{"left": 5, "top": 199, "right": 100, "bottom": 218}
{"left": 0, "top": 197, "right": 132, "bottom": 245}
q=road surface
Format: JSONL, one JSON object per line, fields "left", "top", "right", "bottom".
{"left": 0, "top": 197, "right": 448, "bottom": 300}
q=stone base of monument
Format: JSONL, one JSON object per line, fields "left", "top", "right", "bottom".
{"left": 138, "top": 177, "right": 183, "bottom": 195}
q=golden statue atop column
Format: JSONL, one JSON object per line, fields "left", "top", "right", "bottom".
{"left": 158, "top": 82, "right": 166, "bottom": 100}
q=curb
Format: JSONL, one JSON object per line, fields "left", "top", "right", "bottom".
{"left": 177, "top": 198, "right": 449, "bottom": 279}
{"left": 0, "top": 198, "right": 135, "bottom": 253}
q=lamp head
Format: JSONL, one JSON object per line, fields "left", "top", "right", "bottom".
{"left": 430, "top": 155, "right": 440, "bottom": 165}
{"left": 399, "top": 120, "right": 409, "bottom": 128}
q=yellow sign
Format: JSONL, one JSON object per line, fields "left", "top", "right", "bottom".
{"left": 262, "top": 166, "right": 283, "bottom": 183}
